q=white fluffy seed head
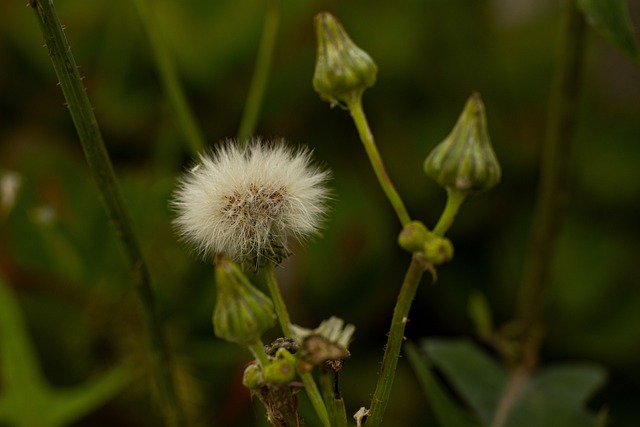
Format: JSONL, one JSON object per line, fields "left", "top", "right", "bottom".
{"left": 172, "top": 138, "right": 331, "bottom": 268}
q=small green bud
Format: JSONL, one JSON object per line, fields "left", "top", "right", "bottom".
{"left": 242, "top": 362, "right": 263, "bottom": 389}
{"left": 263, "top": 348, "right": 297, "bottom": 385}
{"left": 313, "top": 12, "right": 378, "bottom": 106}
{"left": 423, "top": 235, "right": 454, "bottom": 265}
{"left": 213, "top": 255, "right": 275, "bottom": 345}
{"left": 424, "top": 93, "right": 501, "bottom": 194}
{"left": 398, "top": 221, "right": 431, "bottom": 253}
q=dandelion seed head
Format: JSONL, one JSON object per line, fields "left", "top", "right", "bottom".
{"left": 172, "top": 138, "right": 331, "bottom": 267}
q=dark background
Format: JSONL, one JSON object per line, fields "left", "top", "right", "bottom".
{"left": 1, "top": 0, "right": 639, "bottom": 426}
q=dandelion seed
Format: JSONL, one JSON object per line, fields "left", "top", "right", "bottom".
{"left": 172, "top": 138, "right": 331, "bottom": 268}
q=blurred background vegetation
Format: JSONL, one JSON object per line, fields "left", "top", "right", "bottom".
{"left": 1, "top": 0, "right": 639, "bottom": 426}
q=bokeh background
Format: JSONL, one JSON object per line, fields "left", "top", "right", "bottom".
{"left": 1, "top": 0, "right": 639, "bottom": 426}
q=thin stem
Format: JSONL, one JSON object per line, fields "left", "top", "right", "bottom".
{"left": 347, "top": 96, "right": 411, "bottom": 227}
{"left": 263, "top": 265, "right": 331, "bottom": 427}
{"left": 27, "top": 1, "right": 184, "bottom": 426}
{"left": 247, "top": 339, "right": 271, "bottom": 368}
{"left": 320, "top": 368, "right": 348, "bottom": 427}
{"left": 490, "top": 368, "right": 529, "bottom": 427}
{"left": 133, "top": 0, "right": 206, "bottom": 156}
{"left": 264, "top": 264, "right": 292, "bottom": 336}
{"left": 237, "top": 0, "right": 281, "bottom": 142}
{"left": 432, "top": 189, "right": 467, "bottom": 237}
{"left": 367, "top": 254, "right": 426, "bottom": 427}
{"left": 517, "top": 0, "right": 587, "bottom": 355}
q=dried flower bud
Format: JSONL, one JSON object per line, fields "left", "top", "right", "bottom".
{"left": 313, "top": 12, "right": 378, "bottom": 106}
{"left": 290, "top": 316, "right": 355, "bottom": 365}
{"left": 424, "top": 93, "right": 501, "bottom": 194}
{"left": 213, "top": 255, "right": 275, "bottom": 345}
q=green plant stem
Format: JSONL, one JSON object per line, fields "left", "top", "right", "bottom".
{"left": 367, "top": 254, "right": 426, "bottom": 427}
{"left": 28, "top": 2, "right": 184, "bottom": 426}
{"left": 320, "top": 369, "right": 348, "bottom": 427}
{"left": 432, "top": 189, "right": 467, "bottom": 237}
{"left": 133, "top": 0, "right": 205, "bottom": 156}
{"left": 264, "top": 265, "right": 331, "bottom": 427}
{"left": 247, "top": 339, "right": 271, "bottom": 368}
{"left": 264, "top": 264, "right": 292, "bottom": 336}
{"left": 347, "top": 96, "right": 411, "bottom": 227}
{"left": 237, "top": 0, "right": 281, "bottom": 142}
{"left": 517, "top": 0, "right": 587, "bottom": 358}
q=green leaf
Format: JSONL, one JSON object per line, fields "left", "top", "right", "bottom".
{"left": 424, "top": 339, "right": 506, "bottom": 424}
{"left": 0, "top": 275, "right": 131, "bottom": 427}
{"left": 405, "top": 342, "right": 483, "bottom": 427}
{"left": 575, "top": 0, "right": 639, "bottom": 60}
{"left": 422, "top": 338, "right": 607, "bottom": 427}
{"left": 502, "top": 364, "right": 606, "bottom": 427}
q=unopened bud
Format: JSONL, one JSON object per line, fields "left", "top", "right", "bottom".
{"left": 242, "top": 362, "right": 263, "bottom": 389}
{"left": 313, "top": 12, "right": 377, "bottom": 106}
{"left": 423, "top": 235, "right": 454, "bottom": 265}
{"left": 263, "top": 348, "right": 297, "bottom": 385}
{"left": 424, "top": 93, "right": 501, "bottom": 194}
{"left": 398, "top": 221, "right": 430, "bottom": 253}
{"left": 213, "top": 255, "right": 275, "bottom": 345}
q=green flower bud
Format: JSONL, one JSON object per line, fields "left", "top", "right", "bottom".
{"left": 242, "top": 362, "right": 263, "bottom": 389}
{"left": 398, "top": 221, "right": 431, "bottom": 253}
{"left": 313, "top": 12, "right": 378, "bottom": 106}
{"left": 423, "top": 235, "right": 454, "bottom": 265}
{"left": 263, "top": 348, "right": 297, "bottom": 385}
{"left": 213, "top": 255, "right": 275, "bottom": 345}
{"left": 424, "top": 93, "right": 501, "bottom": 194}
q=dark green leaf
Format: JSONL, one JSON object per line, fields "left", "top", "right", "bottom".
{"left": 576, "top": 0, "right": 639, "bottom": 60}
{"left": 423, "top": 338, "right": 506, "bottom": 424}
{"left": 405, "top": 342, "right": 482, "bottom": 427}
{"left": 422, "top": 338, "right": 607, "bottom": 427}
{"left": 502, "top": 364, "right": 607, "bottom": 427}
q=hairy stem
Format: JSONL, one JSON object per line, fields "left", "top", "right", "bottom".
{"left": 237, "top": 0, "right": 281, "bottom": 142}
{"left": 27, "top": 1, "right": 185, "bottom": 425}
{"left": 347, "top": 96, "right": 412, "bottom": 227}
{"left": 133, "top": 0, "right": 206, "bottom": 156}
{"left": 517, "top": 0, "right": 587, "bottom": 358}
{"left": 367, "top": 254, "right": 426, "bottom": 426}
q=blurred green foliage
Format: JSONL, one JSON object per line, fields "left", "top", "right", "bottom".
{"left": 1, "top": 0, "right": 639, "bottom": 426}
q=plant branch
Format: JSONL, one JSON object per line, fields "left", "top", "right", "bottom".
{"left": 490, "top": 368, "right": 529, "bottom": 427}
{"left": 27, "top": 1, "right": 185, "bottom": 425}
{"left": 433, "top": 189, "right": 467, "bottom": 237}
{"left": 347, "top": 96, "right": 412, "bottom": 227}
{"left": 367, "top": 254, "right": 426, "bottom": 426}
{"left": 517, "top": 0, "right": 587, "bottom": 362}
